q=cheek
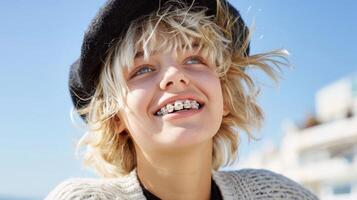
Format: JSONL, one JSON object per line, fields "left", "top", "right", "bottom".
{"left": 205, "top": 76, "right": 225, "bottom": 121}
{"left": 194, "top": 71, "right": 224, "bottom": 105}
{"left": 126, "top": 79, "right": 156, "bottom": 113}
{"left": 122, "top": 84, "right": 156, "bottom": 137}
{"left": 190, "top": 71, "right": 225, "bottom": 129}
{"left": 211, "top": 81, "right": 225, "bottom": 119}
{"left": 126, "top": 89, "right": 149, "bottom": 112}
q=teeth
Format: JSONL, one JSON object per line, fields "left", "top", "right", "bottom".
{"left": 174, "top": 100, "right": 183, "bottom": 110}
{"left": 160, "top": 107, "right": 168, "bottom": 115}
{"left": 191, "top": 101, "right": 199, "bottom": 109}
{"left": 183, "top": 100, "right": 191, "bottom": 109}
{"left": 156, "top": 99, "right": 201, "bottom": 116}
{"left": 166, "top": 104, "right": 174, "bottom": 113}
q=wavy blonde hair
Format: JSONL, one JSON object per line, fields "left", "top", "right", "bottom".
{"left": 75, "top": 0, "right": 288, "bottom": 177}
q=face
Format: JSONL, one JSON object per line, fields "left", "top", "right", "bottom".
{"left": 119, "top": 48, "right": 226, "bottom": 153}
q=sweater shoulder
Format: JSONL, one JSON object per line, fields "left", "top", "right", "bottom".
{"left": 219, "top": 168, "right": 319, "bottom": 200}
{"left": 45, "top": 173, "right": 145, "bottom": 200}
{"left": 45, "top": 178, "right": 106, "bottom": 200}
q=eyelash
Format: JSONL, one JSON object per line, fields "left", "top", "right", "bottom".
{"left": 184, "top": 56, "right": 205, "bottom": 65}
{"left": 130, "top": 56, "right": 205, "bottom": 78}
{"left": 131, "top": 65, "right": 155, "bottom": 78}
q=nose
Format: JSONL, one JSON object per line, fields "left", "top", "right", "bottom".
{"left": 159, "top": 66, "right": 189, "bottom": 91}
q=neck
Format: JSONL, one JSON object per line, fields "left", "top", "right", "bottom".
{"left": 136, "top": 140, "right": 213, "bottom": 200}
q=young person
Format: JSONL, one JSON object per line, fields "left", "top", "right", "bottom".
{"left": 46, "top": 0, "right": 318, "bottom": 199}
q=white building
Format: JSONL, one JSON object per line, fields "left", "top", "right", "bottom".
{"left": 240, "top": 74, "right": 357, "bottom": 199}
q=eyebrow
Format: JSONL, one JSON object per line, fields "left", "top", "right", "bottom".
{"left": 134, "top": 51, "right": 144, "bottom": 59}
{"left": 134, "top": 50, "right": 158, "bottom": 59}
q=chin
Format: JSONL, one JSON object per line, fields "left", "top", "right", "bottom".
{"left": 155, "top": 128, "right": 214, "bottom": 148}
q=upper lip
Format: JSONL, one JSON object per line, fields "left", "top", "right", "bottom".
{"left": 152, "top": 94, "right": 205, "bottom": 115}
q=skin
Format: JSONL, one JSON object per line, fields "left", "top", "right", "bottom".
{"left": 119, "top": 49, "right": 227, "bottom": 200}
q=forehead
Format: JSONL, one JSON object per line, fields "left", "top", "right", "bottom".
{"left": 114, "top": 10, "right": 227, "bottom": 72}
{"left": 118, "top": 34, "right": 219, "bottom": 77}
{"left": 133, "top": 35, "right": 200, "bottom": 58}
{"left": 133, "top": 43, "right": 201, "bottom": 60}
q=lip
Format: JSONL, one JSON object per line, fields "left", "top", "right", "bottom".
{"left": 152, "top": 94, "right": 205, "bottom": 115}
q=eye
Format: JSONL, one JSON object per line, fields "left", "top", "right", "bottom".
{"left": 131, "top": 65, "right": 155, "bottom": 78}
{"left": 184, "top": 56, "right": 205, "bottom": 65}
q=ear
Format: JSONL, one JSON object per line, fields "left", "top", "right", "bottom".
{"left": 115, "top": 114, "right": 128, "bottom": 133}
{"left": 223, "top": 104, "right": 230, "bottom": 117}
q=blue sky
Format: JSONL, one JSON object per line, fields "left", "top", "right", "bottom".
{"left": 0, "top": 0, "right": 356, "bottom": 199}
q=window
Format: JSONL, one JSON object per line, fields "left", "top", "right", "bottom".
{"left": 332, "top": 184, "right": 351, "bottom": 195}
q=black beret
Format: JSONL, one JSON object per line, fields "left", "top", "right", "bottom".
{"left": 69, "top": 0, "right": 249, "bottom": 113}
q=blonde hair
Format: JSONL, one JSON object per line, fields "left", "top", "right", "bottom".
{"left": 75, "top": 0, "right": 288, "bottom": 177}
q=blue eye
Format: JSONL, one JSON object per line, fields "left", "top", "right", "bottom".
{"left": 132, "top": 65, "right": 155, "bottom": 77}
{"left": 184, "top": 56, "right": 204, "bottom": 65}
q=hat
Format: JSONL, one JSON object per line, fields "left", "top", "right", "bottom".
{"left": 69, "top": 0, "right": 249, "bottom": 112}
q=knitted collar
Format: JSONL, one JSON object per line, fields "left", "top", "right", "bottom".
{"left": 118, "top": 169, "right": 236, "bottom": 200}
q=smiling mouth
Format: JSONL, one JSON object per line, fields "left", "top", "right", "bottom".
{"left": 154, "top": 100, "right": 204, "bottom": 116}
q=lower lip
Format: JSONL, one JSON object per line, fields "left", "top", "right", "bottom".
{"left": 160, "top": 106, "right": 204, "bottom": 120}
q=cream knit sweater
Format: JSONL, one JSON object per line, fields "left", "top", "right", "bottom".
{"left": 46, "top": 168, "right": 318, "bottom": 200}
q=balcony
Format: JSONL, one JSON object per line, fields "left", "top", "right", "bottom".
{"left": 287, "top": 117, "right": 357, "bottom": 151}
